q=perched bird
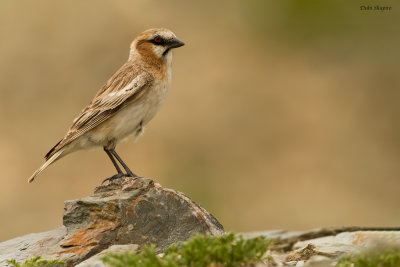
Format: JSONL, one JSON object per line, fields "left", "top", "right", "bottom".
{"left": 28, "top": 28, "right": 184, "bottom": 183}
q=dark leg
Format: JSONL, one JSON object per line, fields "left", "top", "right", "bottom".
{"left": 110, "top": 149, "right": 138, "bottom": 178}
{"left": 104, "top": 148, "right": 123, "bottom": 174}
{"left": 102, "top": 148, "right": 125, "bottom": 184}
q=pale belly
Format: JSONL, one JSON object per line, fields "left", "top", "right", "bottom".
{"left": 74, "top": 80, "right": 169, "bottom": 150}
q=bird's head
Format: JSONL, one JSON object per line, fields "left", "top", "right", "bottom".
{"left": 130, "top": 28, "right": 184, "bottom": 64}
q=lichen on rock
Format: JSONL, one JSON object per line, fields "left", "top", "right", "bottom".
{"left": 0, "top": 177, "right": 224, "bottom": 266}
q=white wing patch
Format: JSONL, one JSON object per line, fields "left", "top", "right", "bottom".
{"left": 103, "top": 74, "right": 144, "bottom": 101}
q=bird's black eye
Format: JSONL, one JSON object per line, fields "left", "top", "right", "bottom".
{"left": 154, "top": 36, "right": 162, "bottom": 43}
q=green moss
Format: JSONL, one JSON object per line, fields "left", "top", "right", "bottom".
{"left": 6, "top": 256, "right": 65, "bottom": 267}
{"left": 102, "top": 233, "right": 273, "bottom": 267}
{"left": 336, "top": 248, "right": 400, "bottom": 267}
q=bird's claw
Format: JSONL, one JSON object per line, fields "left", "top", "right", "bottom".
{"left": 101, "top": 172, "right": 140, "bottom": 184}
{"left": 126, "top": 170, "right": 139, "bottom": 178}
{"left": 102, "top": 173, "right": 125, "bottom": 184}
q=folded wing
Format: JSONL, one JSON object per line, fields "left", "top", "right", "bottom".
{"left": 45, "top": 65, "right": 154, "bottom": 160}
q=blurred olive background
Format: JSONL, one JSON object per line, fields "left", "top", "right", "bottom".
{"left": 0, "top": 0, "right": 399, "bottom": 241}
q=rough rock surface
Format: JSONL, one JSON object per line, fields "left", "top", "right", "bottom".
{"left": 245, "top": 227, "right": 400, "bottom": 266}
{"left": 0, "top": 177, "right": 224, "bottom": 266}
{"left": 1, "top": 177, "right": 400, "bottom": 267}
{"left": 73, "top": 228, "right": 400, "bottom": 267}
{"left": 76, "top": 244, "right": 139, "bottom": 267}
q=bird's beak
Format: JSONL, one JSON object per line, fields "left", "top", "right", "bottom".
{"left": 168, "top": 37, "right": 185, "bottom": 49}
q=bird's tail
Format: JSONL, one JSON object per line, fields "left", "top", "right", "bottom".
{"left": 28, "top": 149, "right": 64, "bottom": 183}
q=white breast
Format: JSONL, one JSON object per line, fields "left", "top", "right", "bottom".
{"left": 76, "top": 80, "right": 170, "bottom": 150}
{"left": 109, "top": 78, "right": 170, "bottom": 141}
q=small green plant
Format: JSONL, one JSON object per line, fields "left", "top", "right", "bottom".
{"left": 6, "top": 256, "right": 65, "bottom": 267}
{"left": 336, "top": 248, "right": 400, "bottom": 267}
{"left": 102, "top": 232, "right": 273, "bottom": 267}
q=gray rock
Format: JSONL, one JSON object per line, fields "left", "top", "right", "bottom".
{"left": 0, "top": 227, "right": 67, "bottom": 267}
{"left": 3, "top": 178, "right": 400, "bottom": 267}
{"left": 76, "top": 244, "right": 139, "bottom": 267}
{"left": 0, "top": 177, "right": 224, "bottom": 266}
{"left": 247, "top": 228, "right": 400, "bottom": 266}
{"left": 304, "top": 255, "right": 334, "bottom": 267}
{"left": 293, "top": 230, "right": 400, "bottom": 255}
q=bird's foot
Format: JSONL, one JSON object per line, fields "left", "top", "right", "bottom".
{"left": 126, "top": 170, "right": 139, "bottom": 178}
{"left": 102, "top": 173, "right": 125, "bottom": 184}
{"left": 102, "top": 172, "right": 140, "bottom": 184}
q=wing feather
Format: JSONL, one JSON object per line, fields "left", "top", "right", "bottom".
{"left": 45, "top": 65, "right": 153, "bottom": 160}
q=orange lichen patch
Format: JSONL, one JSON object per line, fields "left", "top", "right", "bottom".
{"left": 352, "top": 231, "right": 400, "bottom": 245}
{"left": 125, "top": 195, "right": 146, "bottom": 219}
{"left": 61, "top": 245, "right": 92, "bottom": 256}
{"left": 59, "top": 221, "right": 120, "bottom": 257}
{"left": 61, "top": 221, "right": 119, "bottom": 255}
{"left": 88, "top": 200, "right": 120, "bottom": 220}
{"left": 352, "top": 232, "right": 367, "bottom": 245}
{"left": 62, "top": 228, "right": 97, "bottom": 248}
{"left": 166, "top": 192, "right": 176, "bottom": 201}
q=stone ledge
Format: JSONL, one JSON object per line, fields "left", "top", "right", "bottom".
{"left": 0, "top": 177, "right": 224, "bottom": 266}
